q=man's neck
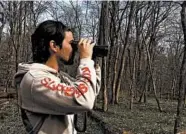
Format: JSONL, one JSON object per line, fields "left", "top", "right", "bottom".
{"left": 45, "top": 55, "right": 59, "bottom": 71}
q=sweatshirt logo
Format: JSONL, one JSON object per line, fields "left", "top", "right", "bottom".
{"left": 40, "top": 67, "right": 91, "bottom": 98}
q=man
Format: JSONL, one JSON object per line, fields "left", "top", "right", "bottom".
{"left": 14, "top": 20, "right": 101, "bottom": 134}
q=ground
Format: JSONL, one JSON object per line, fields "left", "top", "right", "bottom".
{"left": 95, "top": 97, "right": 186, "bottom": 134}
{"left": 0, "top": 96, "right": 186, "bottom": 134}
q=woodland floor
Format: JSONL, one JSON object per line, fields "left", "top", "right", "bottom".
{"left": 95, "top": 97, "right": 186, "bottom": 134}
{"left": 0, "top": 91, "right": 186, "bottom": 134}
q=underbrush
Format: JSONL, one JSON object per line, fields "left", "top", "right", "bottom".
{"left": 95, "top": 97, "right": 186, "bottom": 134}
{"left": 0, "top": 100, "right": 26, "bottom": 134}
{"left": 1, "top": 97, "right": 186, "bottom": 134}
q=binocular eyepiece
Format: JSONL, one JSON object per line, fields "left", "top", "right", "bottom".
{"left": 70, "top": 40, "right": 108, "bottom": 57}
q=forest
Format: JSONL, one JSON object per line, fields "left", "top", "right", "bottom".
{"left": 0, "top": 1, "right": 186, "bottom": 134}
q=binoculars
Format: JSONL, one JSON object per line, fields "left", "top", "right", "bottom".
{"left": 70, "top": 40, "right": 108, "bottom": 57}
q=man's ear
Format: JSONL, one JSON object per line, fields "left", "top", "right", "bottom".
{"left": 49, "top": 40, "right": 58, "bottom": 52}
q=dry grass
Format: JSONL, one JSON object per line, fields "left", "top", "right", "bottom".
{"left": 95, "top": 97, "right": 186, "bottom": 134}
{"left": 1, "top": 97, "right": 186, "bottom": 134}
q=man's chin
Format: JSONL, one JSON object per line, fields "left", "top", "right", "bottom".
{"left": 59, "top": 58, "right": 74, "bottom": 65}
{"left": 59, "top": 51, "right": 76, "bottom": 65}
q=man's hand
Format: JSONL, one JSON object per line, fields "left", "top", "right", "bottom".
{"left": 78, "top": 38, "right": 95, "bottom": 59}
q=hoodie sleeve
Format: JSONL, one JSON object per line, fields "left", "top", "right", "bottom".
{"left": 26, "top": 58, "right": 101, "bottom": 115}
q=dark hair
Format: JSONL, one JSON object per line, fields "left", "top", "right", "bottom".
{"left": 31, "top": 20, "right": 71, "bottom": 63}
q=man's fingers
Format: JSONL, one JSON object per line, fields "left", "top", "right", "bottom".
{"left": 79, "top": 38, "right": 84, "bottom": 46}
{"left": 91, "top": 42, "right": 96, "bottom": 48}
{"left": 82, "top": 39, "right": 88, "bottom": 46}
{"left": 78, "top": 38, "right": 94, "bottom": 59}
{"left": 87, "top": 39, "right": 92, "bottom": 45}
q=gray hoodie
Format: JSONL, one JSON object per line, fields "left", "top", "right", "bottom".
{"left": 14, "top": 58, "right": 101, "bottom": 134}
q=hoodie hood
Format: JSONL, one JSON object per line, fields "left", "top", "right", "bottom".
{"left": 14, "top": 63, "right": 57, "bottom": 87}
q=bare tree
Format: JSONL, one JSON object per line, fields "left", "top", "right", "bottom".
{"left": 115, "top": 1, "right": 136, "bottom": 104}
{"left": 108, "top": 1, "right": 129, "bottom": 104}
{"left": 174, "top": 1, "right": 186, "bottom": 133}
{"left": 0, "top": 2, "right": 5, "bottom": 44}
{"left": 98, "top": 1, "right": 109, "bottom": 112}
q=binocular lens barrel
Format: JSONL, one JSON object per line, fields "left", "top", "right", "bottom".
{"left": 71, "top": 40, "right": 108, "bottom": 57}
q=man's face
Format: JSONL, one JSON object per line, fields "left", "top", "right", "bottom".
{"left": 57, "top": 31, "right": 74, "bottom": 62}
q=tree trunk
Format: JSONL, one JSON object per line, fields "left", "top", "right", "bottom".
{"left": 142, "top": 34, "right": 162, "bottom": 112}
{"left": 97, "top": 1, "right": 109, "bottom": 112}
{"left": 109, "top": 2, "right": 128, "bottom": 104}
{"left": 115, "top": 1, "right": 136, "bottom": 104}
{"left": 138, "top": 63, "right": 148, "bottom": 103}
{"left": 0, "top": 2, "right": 5, "bottom": 44}
{"left": 107, "top": 1, "right": 123, "bottom": 104}
{"left": 174, "top": 2, "right": 186, "bottom": 133}
{"left": 171, "top": 78, "right": 176, "bottom": 100}
{"left": 128, "top": 48, "right": 136, "bottom": 110}
{"left": 102, "top": 57, "right": 108, "bottom": 111}
{"left": 111, "top": 46, "right": 120, "bottom": 104}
